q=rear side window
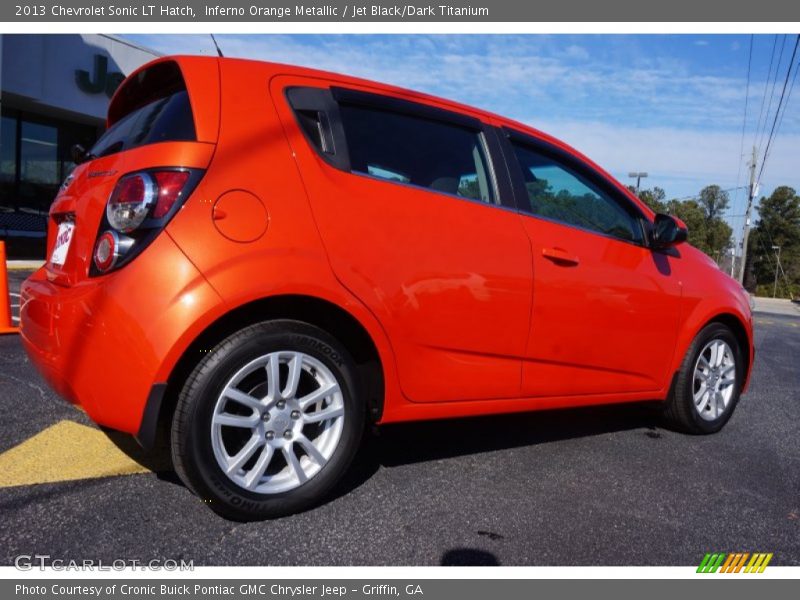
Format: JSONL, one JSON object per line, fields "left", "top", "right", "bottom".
{"left": 91, "top": 63, "right": 195, "bottom": 159}
{"left": 511, "top": 142, "right": 643, "bottom": 243}
{"left": 338, "top": 104, "right": 495, "bottom": 204}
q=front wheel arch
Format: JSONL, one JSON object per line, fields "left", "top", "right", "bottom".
{"left": 696, "top": 313, "right": 752, "bottom": 391}
{"left": 668, "top": 310, "right": 752, "bottom": 395}
{"left": 662, "top": 319, "right": 747, "bottom": 434}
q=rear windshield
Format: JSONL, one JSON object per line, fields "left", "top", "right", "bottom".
{"left": 90, "top": 90, "right": 195, "bottom": 158}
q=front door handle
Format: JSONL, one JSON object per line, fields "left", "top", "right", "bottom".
{"left": 542, "top": 247, "right": 580, "bottom": 266}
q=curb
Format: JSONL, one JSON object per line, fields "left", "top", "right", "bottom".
{"left": 7, "top": 262, "right": 44, "bottom": 271}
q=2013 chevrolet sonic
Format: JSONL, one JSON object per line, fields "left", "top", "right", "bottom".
{"left": 20, "top": 56, "right": 754, "bottom": 520}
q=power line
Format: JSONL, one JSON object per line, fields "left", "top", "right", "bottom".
{"left": 757, "top": 235, "right": 776, "bottom": 270}
{"left": 732, "top": 35, "right": 754, "bottom": 215}
{"left": 671, "top": 185, "right": 748, "bottom": 203}
{"left": 753, "top": 35, "right": 779, "bottom": 151}
{"left": 758, "top": 34, "right": 800, "bottom": 282}
{"left": 757, "top": 34, "right": 800, "bottom": 185}
{"left": 741, "top": 33, "right": 800, "bottom": 284}
{"left": 764, "top": 51, "right": 800, "bottom": 170}
{"left": 737, "top": 33, "right": 797, "bottom": 286}
{"left": 756, "top": 34, "right": 787, "bottom": 154}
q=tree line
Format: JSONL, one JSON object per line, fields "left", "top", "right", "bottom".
{"left": 629, "top": 184, "right": 800, "bottom": 299}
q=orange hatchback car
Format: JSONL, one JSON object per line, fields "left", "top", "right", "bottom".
{"left": 20, "top": 56, "right": 754, "bottom": 519}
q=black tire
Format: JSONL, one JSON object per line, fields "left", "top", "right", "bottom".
{"left": 170, "top": 320, "right": 365, "bottom": 520}
{"left": 662, "top": 322, "right": 744, "bottom": 434}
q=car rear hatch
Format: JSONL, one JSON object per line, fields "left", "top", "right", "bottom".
{"left": 45, "top": 56, "right": 220, "bottom": 287}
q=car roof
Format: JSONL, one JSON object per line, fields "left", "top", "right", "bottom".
{"left": 123, "top": 55, "right": 654, "bottom": 218}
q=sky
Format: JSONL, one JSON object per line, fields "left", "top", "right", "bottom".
{"left": 126, "top": 34, "right": 800, "bottom": 243}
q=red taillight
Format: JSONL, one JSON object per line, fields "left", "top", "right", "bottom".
{"left": 152, "top": 171, "right": 190, "bottom": 218}
{"left": 107, "top": 169, "right": 192, "bottom": 232}
{"left": 93, "top": 231, "right": 118, "bottom": 272}
{"left": 114, "top": 175, "right": 147, "bottom": 204}
{"left": 92, "top": 168, "right": 198, "bottom": 277}
{"left": 107, "top": 173, "right": 155, "bottom": 232}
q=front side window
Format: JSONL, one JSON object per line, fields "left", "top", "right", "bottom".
{"left": 512, "top": 142, "right": 642, "bottom": 243}
{"left": 339, "top": 104, "right": 495, "bottom": 204}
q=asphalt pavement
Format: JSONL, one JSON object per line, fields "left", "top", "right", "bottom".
{"left": 1, "top": 270, "right": 798, "bottom": 565}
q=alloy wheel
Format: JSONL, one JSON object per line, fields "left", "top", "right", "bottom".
{"left": 210, "top": 351, "right": 345, "bottom": 494}
{"left": 692, "top": 339, "right": 736, "bottom": 422}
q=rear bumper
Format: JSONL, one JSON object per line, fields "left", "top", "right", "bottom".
{"left": 19, "top": 233, "right": 222, "bottom": 435}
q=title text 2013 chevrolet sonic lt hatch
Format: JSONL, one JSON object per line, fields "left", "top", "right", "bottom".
{"left": 20, "top": 56, "right": 754, "bottom": 520}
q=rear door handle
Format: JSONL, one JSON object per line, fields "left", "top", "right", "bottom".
{"left": 542, "top": 247, "right": 580, "bottom": 266}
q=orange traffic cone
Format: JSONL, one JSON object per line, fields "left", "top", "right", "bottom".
{"left": 0, "top": 241, "right": 20, "bottom": 335}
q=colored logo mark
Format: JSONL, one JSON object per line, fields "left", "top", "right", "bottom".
{"left": 697, "top": 552, "right": 773, "bottom": 573}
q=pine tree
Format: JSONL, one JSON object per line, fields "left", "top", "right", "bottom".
{"left": 746, "top": 186, "right": 800, "bottom": 297}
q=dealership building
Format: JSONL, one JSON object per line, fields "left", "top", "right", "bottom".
{"left": 0, "top": 34, "right": 159, "bottom": 257}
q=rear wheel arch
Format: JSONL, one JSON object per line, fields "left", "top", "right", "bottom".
{"left": 150, "top": 294, "right": 386, "bottom": 451}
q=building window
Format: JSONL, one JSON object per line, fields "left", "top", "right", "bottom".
{"left": 1, "top": 109, "right": 99, "bottom": 257}
{"left": 18, "top": 120, "right": 60, "bottom": 213}
{"left": 0, "top": 115, "right": 16, "bottom": 211}
{"left": 1, "top": 110, "right": 98, "bottom": 212}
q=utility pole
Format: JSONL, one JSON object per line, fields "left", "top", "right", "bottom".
{"left": 737, "top": 146, "right": 758, "bottom": 284}
{"left": 772, "top": 245, "right": 781, "bottom": 298}
{"left": 729, "top": 248, "right": 736, "bottom": 278}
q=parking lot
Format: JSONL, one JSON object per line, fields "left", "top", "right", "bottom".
{"left": 1, "top": 269, "right": 798, "bottom": 566}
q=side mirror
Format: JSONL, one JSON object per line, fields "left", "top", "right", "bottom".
{"left": 70, "top": 143, "right": 90, "bottom": 165}
{"left": 651, "top": 213, "right": 688, "bottom": 248}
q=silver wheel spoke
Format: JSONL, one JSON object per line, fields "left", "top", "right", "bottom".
{"left": 304, "top": 404, "right": 344, "bottom": 424}
{"left": 214, "top": 412, "right": 259, "bottom": 428}
{"left": 283, "top": 354, "right": 303, "bottom": 399}
{"left": 693, "top": 383, "right": 708, "bottom": 404}
{"left": 714, "top": 342, "right": 725, "bottom": 367}
{"left": 266, "top": 353, "right": 281, "bottom": 401}
{"left": 708, "top": 343, "right": 719, "bottom": 368}
{"left": 719, "top": 366, "right": 736, "bottom": 383}
{"left": 244, "top": 445, "right": 274, "bottom": 490}
{"left": 283, "top": 446, "right": 308, "bottom": 484}
{"left": 696, "top": 389, "right": 711, "bottom": 413}
{"left": 296, "top": 434, "right": 327, "bottom": 466}
{"left": 224, "top": 388, "right": 263, "bottom": 411}
{"left": 226, "top": 435, "right": 263, "bottom": 474}
{"left": 298, "top": 382, "right": 340, "bottom": 410}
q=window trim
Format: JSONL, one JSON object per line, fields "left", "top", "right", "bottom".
{"left": 285, "top": 87, "right": 351, "bottom": 172}
{"left": 285, "top": 85, "right": 517, "bottom": 210}
{"left": 331, "top": 86, "right": 482, "bottom": 131}
{"left": 499, "top": 127, "right": 648, "bottom": 246}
